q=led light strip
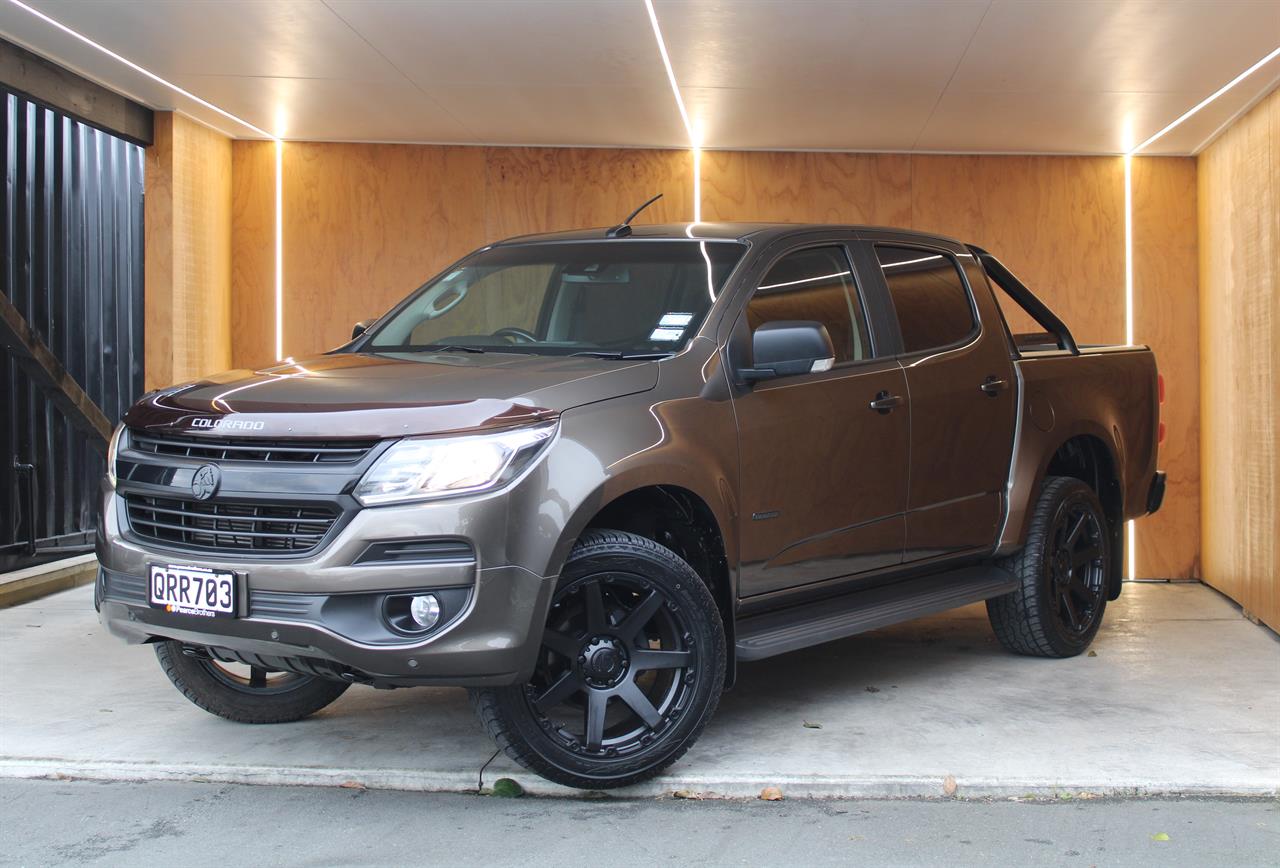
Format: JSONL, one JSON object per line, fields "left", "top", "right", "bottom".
{"left": 643, "top": 0, "right": 701, "bottom": 222}
{"left": 5, "top": 0, "right": 286, "bottom": 362}
{"left": 1121, "top": 44, "right": 1280, "bottom": 580}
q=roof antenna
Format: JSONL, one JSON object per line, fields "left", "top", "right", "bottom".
{"left": 606, "top": 193, "right": 663, "bottom": 238}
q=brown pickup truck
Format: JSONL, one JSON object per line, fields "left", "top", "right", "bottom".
{"left": 97, "top": 222, "right": 1164, "bottom": 789}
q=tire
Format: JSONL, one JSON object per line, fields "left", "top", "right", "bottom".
{"left": 154, "top": 640, "right": 350, "bottom": 724}
{"left": 987, "top": 476, "right": 1111, "bottom": 658}
{"left": 471, "top": 529, "right": 726, "bottom": 790}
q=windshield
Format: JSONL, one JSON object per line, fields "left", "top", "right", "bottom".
{"left": 366, "top": 240, "right": 746, "bottom": 357}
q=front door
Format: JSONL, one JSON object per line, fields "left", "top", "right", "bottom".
{"left": 731, "top": 243, "right": 909, "bottom": 597}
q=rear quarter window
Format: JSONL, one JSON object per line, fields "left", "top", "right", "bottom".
{"left": 875, "top": 245, "right": 977, "bottom": 353}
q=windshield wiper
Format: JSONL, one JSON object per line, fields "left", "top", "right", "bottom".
{"left": 570, "top": 351, "right": 674, "bottom": 360}
{"left": 426, "top": 344, "right": 487, "bottom": 353}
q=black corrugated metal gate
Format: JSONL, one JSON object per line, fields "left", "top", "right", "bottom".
{"left": 1, "top": 87, "right": 145, "bottom": 572}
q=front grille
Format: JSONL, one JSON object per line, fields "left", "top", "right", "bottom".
{"left": 125, "top": 494, "right": 339, "bottom": 555}
{"left": 129, "top": 430, "right": 374, "bottom": 464}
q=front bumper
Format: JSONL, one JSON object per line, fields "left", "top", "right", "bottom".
{"left": 97, "top": 466, "right": 563, "bottom": 686}
{"left": 96, "top": 563, "right": 553, "bottom": 686}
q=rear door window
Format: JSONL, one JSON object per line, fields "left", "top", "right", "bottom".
{"left": 749, "top": 246, "right": 870, "bottom": 363}
{"left": 874, "top": 246, "right": 976, "bottom": 353}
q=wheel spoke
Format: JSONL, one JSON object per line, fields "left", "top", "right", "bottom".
{"left": 542, "top": 629, "right": 580, "bottom": 660}
{"left": 583, "top": 580, "right": 608, "bottom": 634}
{"left": 249, "top": 666, "right": 267, "bottom": 689}
{"left": 631, "top": 649, "right": 692, "bottom": 671}
{"left": 534, "top": 670, "right": 582, "bottom": 712}
{"left": 1072, "top": 542, "right": 1102, "bottom": 569}
{"left": 616, "top": 680, "right": 663, "bottom": 729}
{"left": 615, "top": 590, "right": 664, "bottom": 641}
{"left": 1059, "top": 591, "right": 1080, "bottom": 630}
{"left": 584, "top": 690, "right": 608, "bottom": 751}
{"left": 1064, "top": 511, "right": 1087, "bottom": 548}
{"left": 1068, "top": 575, "right": 1097, "bottom": 604}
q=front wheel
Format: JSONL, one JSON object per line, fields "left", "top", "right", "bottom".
{"left": 471, "top": 529, "right": 726, "bottom": 790}
{"left": 987, "top": 476, "right": 1111, "bottom": 658}
{"left": 154, "top": 641, "right": 350, "bottom": 723}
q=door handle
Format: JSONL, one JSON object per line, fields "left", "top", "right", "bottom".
{"left": 868, "top": 391, "right": 903, "bottom": 414}
{"left": 979, "top": 376, "right": 1009, "bottom": 396}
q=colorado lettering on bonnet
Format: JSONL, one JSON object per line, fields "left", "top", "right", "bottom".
{"left": 189, "top": 418, "right": 266, "bottom": 431}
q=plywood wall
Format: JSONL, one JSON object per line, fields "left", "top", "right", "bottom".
{"left": 703, "top": 150, "right": 1198, "bottom": 579}
{"left": 227, "top": 141, "right": 1198, "bottom": 578}
{"left": 1197, "top": 87, "right": 1279, "bottom": 633}
{"left": 144, "top": 113, "right": 232, "bottom": 389}
{"left": 230, "top": 143, "right": 692, "bottom": 367}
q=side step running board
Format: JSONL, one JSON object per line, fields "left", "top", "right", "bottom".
{"left": 735, "top": 565, "right": 1017, "bottom": 661}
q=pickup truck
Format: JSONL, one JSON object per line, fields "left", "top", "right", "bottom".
{"left": 96, "top": 221, "right": 1165, "bottom": 790}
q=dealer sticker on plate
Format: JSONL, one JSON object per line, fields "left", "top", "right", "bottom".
{"left": 149, "top": 563, "right": 237, "bottom": 618}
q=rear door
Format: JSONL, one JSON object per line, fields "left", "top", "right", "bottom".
{"left": 729, "top": 238, "right": 909, "bottom": 597}
{"left": 861, "top": 237, "right": 1017, "bottom": 560}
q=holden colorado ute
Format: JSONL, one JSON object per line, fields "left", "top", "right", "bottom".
{"left": 96, "top": 219, "right": 1165, "bottom": 789}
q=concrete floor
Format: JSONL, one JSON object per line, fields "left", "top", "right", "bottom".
{"left": 0, "top": 582, "right": 1276, "bottom": 798}
{"left": 5, "top": 779, "right": 1278, "bottom": 868}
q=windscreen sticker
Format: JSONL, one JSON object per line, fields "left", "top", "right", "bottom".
{"left": 649, "top": 327, "right": 685, "bottom": 342}
{"left": 659, "top": 312, "right": 695, "bottom": 327}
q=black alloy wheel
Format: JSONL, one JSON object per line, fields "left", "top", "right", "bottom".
{"left": 154, "top": 639, "right": 350, "bottom": 723}
{"left": 526, "top": 572, "right": 697, "bottom": 757}
{"left": 987, "top": 476, "right": 1112, "bottom": 658}
{"left": 1044, "top": 498, "right": 1107, "bottom": 636}
{"left": 471, "top": 529, "right": 725, "bottom": 789}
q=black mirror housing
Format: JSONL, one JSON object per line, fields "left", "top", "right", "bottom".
{"left": 740, "top": 320, "right": 836, "bottom": 382}
{"left": 352, "top": 320, "right": 375, "bottom": 340}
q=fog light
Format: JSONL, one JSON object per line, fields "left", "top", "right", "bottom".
{"left": 409, "top": 594, "right": 441, "bottom": 630}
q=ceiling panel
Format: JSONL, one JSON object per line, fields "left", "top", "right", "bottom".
{"left": 1, "top": 0, "right": 1277, "bottom": 153}
{"left": 171, "top": 75, "right": 474, "bottom": 143}
{"left": 682, "top": 85, "right": 940, "bottom": 151}
{"left": 654, "top": 0, "right": 990, "bottom": 92}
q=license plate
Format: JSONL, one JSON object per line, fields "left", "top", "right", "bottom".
{"left": 148, "top": 564, "right": 237, "bottom": 618}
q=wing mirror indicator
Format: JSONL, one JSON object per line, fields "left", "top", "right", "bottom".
{"left": 738, "top": 320, "right": 836, "bottom": 383}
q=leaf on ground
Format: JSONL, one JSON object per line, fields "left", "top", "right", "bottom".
{"left": 672, "top": 789, "right": 703, "bottom": 800}
{"left": 760, "top": 786, "right": 784, "bottom": 801}
{"left": 339, "top": 780, "right": 366, "bottom": 790}
{"left": 943, "top": 775, "right": 958, "bottom": 797}
{"left": 802, "top": 721, "right": 823, "bottom": 729}
{"left": 491, "top": 778, "right": 524, "bottom": 798}
{"left": 1152, "top": 832, "right": 1170, "bottom": 842}
{"left": 865, "top": 686, "right": 881, "bottom": 693}
{"left": 1087, "top": 650, "right": 1098, "bottom": 657}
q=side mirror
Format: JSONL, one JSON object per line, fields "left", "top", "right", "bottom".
{"left": 739, "top": 320, "right": 835, "bottom": 383}
{"left": 351, "top": 319, "right": 375, "bottom": 340}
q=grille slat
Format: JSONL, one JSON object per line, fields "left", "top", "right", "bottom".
{"left": 124, "top": 494, "right": 339, "bottom": 555}
{"left": 130, "top": 431, "right": 373, "bottom": 464}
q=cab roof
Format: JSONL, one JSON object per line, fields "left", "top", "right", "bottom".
{"left": 493, "top": 222, "right": 967, "bottom": 249}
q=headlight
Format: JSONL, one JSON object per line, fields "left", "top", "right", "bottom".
{"left": 106, "top": 423, "right": 125, "bottom": 487}
{"left": 354, "top": 421, "right": 557, "bottom": 506}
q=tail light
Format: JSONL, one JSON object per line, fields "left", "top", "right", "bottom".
{"left": 1157, "top": 374, "right": 1166, "bottom": 444}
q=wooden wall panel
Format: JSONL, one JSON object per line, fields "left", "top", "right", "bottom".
{"left": 910, "top": 156, "right": 1126, "bottom": 347}
{"left": 484, "top": 147, "right": 692, "bottom": 239}
{"left": 1198, "top": 87, "right": 1279, "bottom": 633}
{"left": 224, "top": 141, "right": 1200, "bottom": 579}
{"left": 230, "top": 141, "right": 275, "bottom": 371}
{"left": 1133, "top": 157, "right": 1200, "bottom": 580}
{"left": 281, "top": 143, "right": 487, "bottom": 361}
{"left": 700, "top": 151, "right": 911, "bottom": 225}
{"left": 143, "top": 112, "right": 231, "bottom": 387}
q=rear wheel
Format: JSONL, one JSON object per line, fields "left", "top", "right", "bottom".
{"left": 471, "top": 529, "right": 725, "bottom": 790}
{"left": 154, "top": 641, "right": 350, "bottom": 723}
{"left": 987, "top": 476, "right": 1110, "bottom": 657}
